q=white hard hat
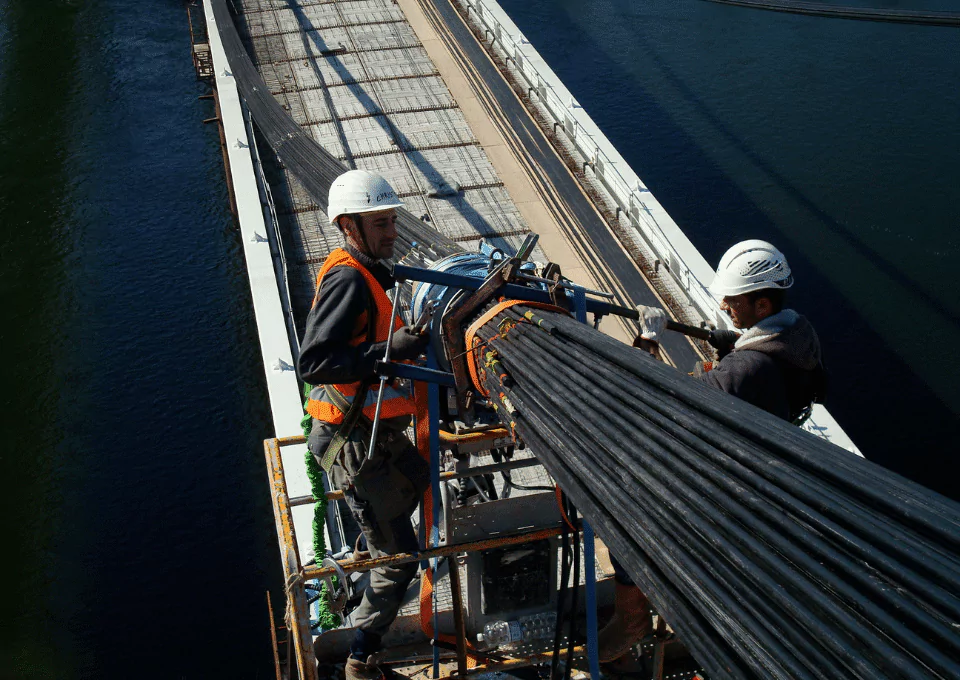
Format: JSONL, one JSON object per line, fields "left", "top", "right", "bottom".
{"left": 327, "top": 169, "right": 404, "bottom": 227}
{"left": 709, "top": 239, "right": 794, "bottom": 297}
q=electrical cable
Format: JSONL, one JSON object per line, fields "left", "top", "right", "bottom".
{"left": 468, "top": 476, "right": 493, "bottom": 503}
{"left": 501, "top": 467, "right": 555, "bottom": 493}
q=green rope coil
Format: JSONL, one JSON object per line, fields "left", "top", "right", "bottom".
{"left": 302, "top": 384, "right": 341, "bottom": 631}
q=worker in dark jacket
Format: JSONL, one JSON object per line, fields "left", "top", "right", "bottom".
{"left": 298, "top": 169, "right": 430, "bottom": 680}
{"left": 638, "top": 239, "right": 826, "bottom": 423}
{"left": 601, "top": 241, "right": 825, "bottom": 663}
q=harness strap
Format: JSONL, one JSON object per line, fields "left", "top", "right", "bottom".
{"left": 318, "top": 379, "right": 373, "bottom": 472}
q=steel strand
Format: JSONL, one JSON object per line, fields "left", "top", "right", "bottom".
{"left": 474, "top": 307, "right": 960, "bottom": 679}
{"left": 499, "top": 326, "right": 958, "bottom": 678}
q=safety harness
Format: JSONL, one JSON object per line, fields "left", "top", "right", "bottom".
{"left": 316, "top": 287, "right": 377, "bottom": 473}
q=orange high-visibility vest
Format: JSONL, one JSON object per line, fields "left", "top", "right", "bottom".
{"left": 305, "top": 248, "right": 416, "bottom": 425}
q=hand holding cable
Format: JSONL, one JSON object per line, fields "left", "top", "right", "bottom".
{"left": 708, "top": 329, "right": 740, "bottom": 360}
{"left": 637, "top": 304, "right": 668, "bottom": 343}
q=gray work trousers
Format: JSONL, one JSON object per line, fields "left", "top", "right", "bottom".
{"left": 309, "top": 418, "right": 429, "bottom": 638}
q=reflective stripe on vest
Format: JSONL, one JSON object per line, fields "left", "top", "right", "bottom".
{"left": 305, "top": 248, "right": 417, "bottom": 425}
{"left": 305, "top": 382, "right": 414, "bottom": 424}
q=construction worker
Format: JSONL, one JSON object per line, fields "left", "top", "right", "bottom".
{"left": 601, "top": 241, "right": 826, "bottom": 663}
{"left": 298, "top": 169, "right": 430, "bottom": 680}
{"left": 597, "top": 559, "right": 652, "bottom": 663}
{"left": 638, "top": 239, "right": 826, "bottom": 423}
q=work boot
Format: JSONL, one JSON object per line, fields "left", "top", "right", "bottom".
{"left": 597, "top": 583, "right": 652, "bottom": 662}
{"left": 344, "top": 657, "right": 383, "bottom": 680}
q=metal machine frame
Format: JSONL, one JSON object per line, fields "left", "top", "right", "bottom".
{"left": 263, "top": 253, "right": 684, "bottom": 680}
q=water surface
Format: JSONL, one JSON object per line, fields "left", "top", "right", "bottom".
{"left": 499, "top": 0, "right": 960, "bottom": 497}
{"left": 1, "top": 2, "right": 281, "bottom": 677}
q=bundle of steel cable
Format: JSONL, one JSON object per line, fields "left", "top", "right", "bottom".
{"left": 209, "top": 0, "right": 461, "bottom": 262}
{"left": 472, "top": 305, "right": 960, "bottom": 680}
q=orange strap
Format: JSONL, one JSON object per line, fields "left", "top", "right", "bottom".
{"left": 414, "top": 381, "right": 478, "bottom": 668}
{"left": 464, "top": 300, "right": 569, "bottom": 397}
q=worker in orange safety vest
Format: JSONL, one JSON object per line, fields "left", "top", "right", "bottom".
{"left": 298, "top": 169, "right": 430, "bottom": 680}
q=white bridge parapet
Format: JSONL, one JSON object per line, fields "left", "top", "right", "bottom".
{"left": 204, "top": 0, "right": 320, "bottom": 561}
{"left": 456, "top": 0, "right": 724, "bottom": 329}
{"left": 454, "top": 0, "right": 860, "bottom": 454}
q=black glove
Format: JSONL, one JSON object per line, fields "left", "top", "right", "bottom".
{"left": 389, "top": 326, "right": 429, "bottom": 360}
{"left": 708, "top": 329, "right": 740, "bottom": 360}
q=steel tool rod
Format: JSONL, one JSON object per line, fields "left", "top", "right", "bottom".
{"left": 665, "top": 319, "right": 712, "bottom": 340}
{"left": 367, "top": 289, "right": 403, "bottom": 460}
{"left": 513, "top": 272, "right": 615, "bottom": 299}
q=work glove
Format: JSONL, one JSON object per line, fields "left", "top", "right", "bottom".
{"left": 708, "top": 329, "right": 740, "bottom": 360}
{"left": 389, "top": 325, "right": 430, "bottom": 361}
{"left": 637, "top": 305, "right": 668, "bottom": 343}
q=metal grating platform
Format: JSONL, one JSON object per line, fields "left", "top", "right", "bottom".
{"left": 235, "top": 0, "right": 537, "bottom": 329}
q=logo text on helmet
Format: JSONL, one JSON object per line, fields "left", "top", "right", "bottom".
{"left": 376, "top": 191, "right": 395, "bottom": 202}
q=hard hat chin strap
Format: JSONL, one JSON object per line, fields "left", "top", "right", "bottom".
{"left": 341, "top": 214, "right": 377, "bottom": 260}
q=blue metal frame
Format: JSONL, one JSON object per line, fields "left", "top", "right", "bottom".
{"left": 374, "top": 360, "right": 456, "bottom": 387}
{"left": 393, "top": 263, "right": 638, "bottom": 321}
{"left": 404, "top": 269, "right": 604, "bottom": 678}
{"left": 572, "top": 286, "right": 602, "bottom": 680}
{"left": 427, "top": 345, "right": 443, "bottom": 678}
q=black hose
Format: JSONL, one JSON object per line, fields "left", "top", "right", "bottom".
{"left": 498, "top": 334, "right": 887, "bottom": 677}
{"left": 489, "top": 382, "right": 754, "bottom": 680}
{"left": 515, "top": 319, "right": 960, "bottom": 622}
{"left": 545, "top": 313, "right": 960, "bottom": 550}
{"left": 505, "top": 334, "right": 958, "bottom": 677}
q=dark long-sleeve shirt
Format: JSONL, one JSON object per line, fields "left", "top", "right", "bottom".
{"left": 697, "top": 311, "right": 823, "bottom": 421}
{"left": 297, "top": 246, "right": 395, "bottom": 386}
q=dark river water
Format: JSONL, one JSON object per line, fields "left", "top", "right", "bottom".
{"left": 1, "top": 1, "right": 280, "bottom": 677}
{"left": 498, "top": 0, "right": 960, "bottom": 493}
{"left": 1, "top": 1, "right": 957, "bottom": 678}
